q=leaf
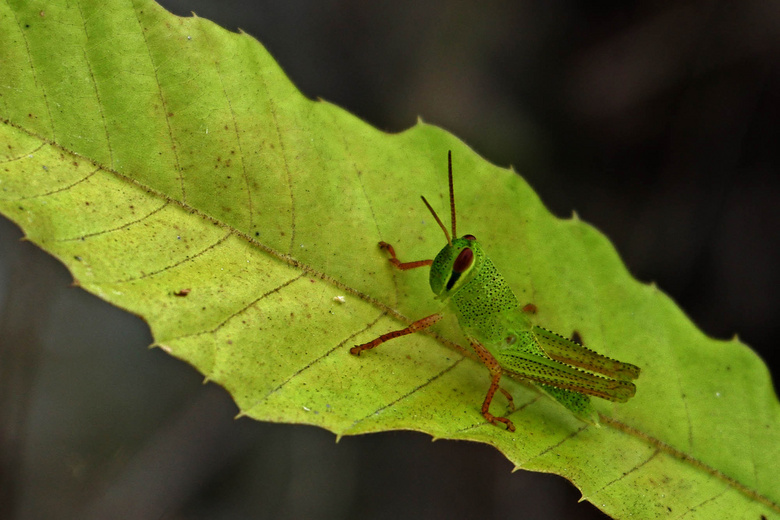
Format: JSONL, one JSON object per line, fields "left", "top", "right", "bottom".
{"left": 1, "top": 1, "right": 778, "bottom": 518}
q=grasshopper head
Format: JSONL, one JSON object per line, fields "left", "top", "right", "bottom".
{"left": 421, "top": 152, "right": 484, "bottom": 300}
{"left": 429, "top": 235, "right": 484, "bottom": 300}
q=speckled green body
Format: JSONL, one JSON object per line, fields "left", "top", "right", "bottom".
{"left": 429, "top": 236, "right": 639, "bottom": 420}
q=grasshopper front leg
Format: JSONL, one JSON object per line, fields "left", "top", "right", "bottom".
{"left": 378, "top": 241, "right": 433, "bottom": 270}
{"left": 351, "top": 241, "right": 439, "bottom": 355}
{"left": 350, "top": 313, "right": 443, "bottom": 355}
{"left": 350, "top": 241, "right": 440, "bottom": 354}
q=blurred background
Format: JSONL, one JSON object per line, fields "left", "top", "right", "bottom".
{"left": 1, "top": 0, "right": 778, "bottom": 518}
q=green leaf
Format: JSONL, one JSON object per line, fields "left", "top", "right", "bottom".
{"left": 1, "top": 1, "right": 777, "bottom": 518}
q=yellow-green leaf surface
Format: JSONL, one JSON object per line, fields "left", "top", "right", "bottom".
{"left": 1, "top": 1, "right": 777, "bottom": 518}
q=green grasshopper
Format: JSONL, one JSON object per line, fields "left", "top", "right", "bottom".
{"left": 351, "top": 152, "right": 640, "bottom": 432}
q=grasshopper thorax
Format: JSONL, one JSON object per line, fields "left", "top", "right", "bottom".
{"left": 429, "top": 235, "right": 484, "bottom": 300}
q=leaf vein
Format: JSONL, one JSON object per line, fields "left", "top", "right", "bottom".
{"left": 325, "top": 110, "right": 406, "bottom": 311}
{"left": 130, "top": 0, "right": 185, "bottom": 201}
{"left": 109, "top": 230, "right": 233, "bottom": 283}
{"left": 347, "top": 357, "right": 465, "bottom": 431}
{"left": 590, "top": 448, "right": 660, "bottom": 498}
{"left": 76, "top": 4, "right": 114, "bottom": 169}
{"left": 0, "top": 142, "right": 45, "bottom": 164}
{"left": 677, "top": 370, "right": 694, "bottom": 452}
{"left": 171, "top": 273, "right": 306, "bottom": 340}
{"left": 55, "top": 200, "right": 169, "bottom": 242}
{"left": 601, "top": 416, "right": 780, "bottom": 512}
{"left": 525, "top": 424, "right": 589, "bottom": 463}
{"left": 672, "top": 486, "right": 729, "bottom": 520}
{"left": 256, "top": 64, "right": 295, "bottom": 254}
{"left": 453, "top": 393, "right": 542, "bottom": 435}
{"left": 214, "top": 60, "right": 254, "bottom": 232}
{"left": 3, "top": 166, "right": 99, "bottom": 201}
{"left": 246, "top": 311, "right": 387, "bottom": 412}
{"left": 5, "top": 2, "right": 56, "bottom": 139}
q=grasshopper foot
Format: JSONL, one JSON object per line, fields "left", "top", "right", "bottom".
{"left": 350, "top": 342, "right": 372, "bottom": 356}
{"left": 484, "top": 412, "right": 516, "bottom": 432}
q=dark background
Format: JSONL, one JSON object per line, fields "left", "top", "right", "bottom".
{"left": 1, "top": 1, "right": 777, "bottom": 519}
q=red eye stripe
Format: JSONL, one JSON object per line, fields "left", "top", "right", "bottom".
{"left": 453, "top": 247, "right": 474, "bottom": 273}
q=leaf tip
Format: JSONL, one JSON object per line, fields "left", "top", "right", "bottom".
{"left": 570, "top": 210, "right": 580, "bottom": 221}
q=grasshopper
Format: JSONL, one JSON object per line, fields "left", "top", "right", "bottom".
{"left": 351, "top": 152, "right": 640, "bottom": 432}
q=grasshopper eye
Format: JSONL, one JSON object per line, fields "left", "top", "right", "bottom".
{"left": 464, "top": 234, "right": 476, "bottom": 241}
{"left": 453, "top": 247, "right": 474, "bottom": 273}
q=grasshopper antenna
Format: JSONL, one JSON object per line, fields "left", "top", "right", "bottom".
{"left": 448, "top": 150, "right": 456, "bottom": 239}
{"left": 421, "top": 196, "right": 451, "bottom": 246}
{"left": 420, "top": 151, "right": 456, "bottom": 246}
